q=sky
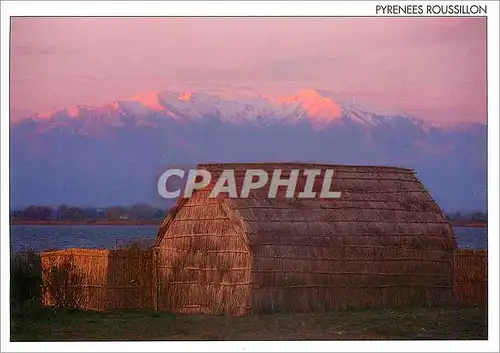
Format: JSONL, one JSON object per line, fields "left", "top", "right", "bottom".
{"left": 10, "top": 17, "right": 486, "bottom": 123}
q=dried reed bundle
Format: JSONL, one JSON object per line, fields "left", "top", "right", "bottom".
{"left": 41, "top": 247, "right": 156, "bottom": 311}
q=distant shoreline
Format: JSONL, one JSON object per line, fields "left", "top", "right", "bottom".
{"left": 10, "top": 220, "right": 161, "bottom": 226}
{"left": 10, "top": 219, "right": 487, "bottom": 227}
{"left": 449, "top": 220, "right": 488, "bottom": 228}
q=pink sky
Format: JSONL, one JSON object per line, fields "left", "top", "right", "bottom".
{"left": 10, "top": 17, "right": 486, "bottom": 123}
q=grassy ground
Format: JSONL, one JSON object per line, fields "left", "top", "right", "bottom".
{"left": 11, "top": 306, "right": 487, "bottom": 341}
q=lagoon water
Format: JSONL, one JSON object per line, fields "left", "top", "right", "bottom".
{"left": 10, "top": 225, "right": 158, "bottom": 252}
{"left": 10, "top": 225, "right": 487, "bottom": 252}
{"left": 452, "top": 226, "right": 488, "bottom": 250}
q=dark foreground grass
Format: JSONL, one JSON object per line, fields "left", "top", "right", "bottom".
{"left": 11, "top": 306, "right": 487, "bottom": 341}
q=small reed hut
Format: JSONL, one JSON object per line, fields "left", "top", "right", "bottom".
{"left": 155, "top": 162, "right": 457, "bottom": 315}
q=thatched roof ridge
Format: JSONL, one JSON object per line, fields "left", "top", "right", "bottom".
{"left": 198, "top": 162, "right": 415, "bottom": 173}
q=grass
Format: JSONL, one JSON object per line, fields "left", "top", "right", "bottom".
{"left": 11, "top": 306, "right": 487, "bottom": 341}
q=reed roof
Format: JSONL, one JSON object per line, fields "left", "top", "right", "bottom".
{"left": 156, "top": 162, "right": 455, "bottom": 251}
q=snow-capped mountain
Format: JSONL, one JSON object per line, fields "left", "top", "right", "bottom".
{"left": 24, "top": 89, "right": 420, "bottom": 129}
{"left": 10, "top": 89, "right": 487, "bottom": 212}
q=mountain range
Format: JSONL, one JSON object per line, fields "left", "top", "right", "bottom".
{"left": 10, "top": 89, "right": 487, "bottom": 212}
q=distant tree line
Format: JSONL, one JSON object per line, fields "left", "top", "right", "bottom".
{"left": 10, "top": 203, "right": 169, "bottom": 221}
{"left": 10, "top": 204, "right": 486, "bottom": 223}
{"left": 445, "top": 211, "right": 487, "bottom": 222}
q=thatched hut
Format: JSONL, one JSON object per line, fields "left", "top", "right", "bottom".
{"left": 155, "top": 162, "right": 456, "bottom": 316}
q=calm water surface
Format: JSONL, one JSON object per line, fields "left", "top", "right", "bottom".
{"left": 10, "top": 225, "right": 487, "bottom": 252}
{"left": 10, "top": 225, "right": 158, "bottom": 252}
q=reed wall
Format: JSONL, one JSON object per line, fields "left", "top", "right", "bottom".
{"left": 41, "top": 248, "right": 155, "bottom": 311}
{"left": 41, "top": 249, "right": 108, "bottom": 310}
{"left": 105, "top": 247, "right": 155, "bottom": 310}
{"left": 155, "top": 193, "right": 252, "bottom": 316}
{"left": 40, "top": 247, "right": 487, "bottom": 313}
{"left": 454, "top": 249, "right": 487, "bottom": 306}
